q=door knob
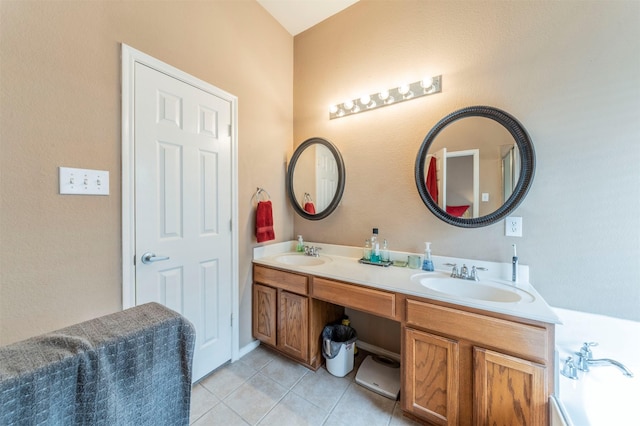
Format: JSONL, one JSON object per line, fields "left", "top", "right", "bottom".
{"left": 141, "top": 252, "right": 170, "bottom": 264}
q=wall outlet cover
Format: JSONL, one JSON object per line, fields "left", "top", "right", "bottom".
{"left": 505, "top": 216, "right": 523, "bottom": 237}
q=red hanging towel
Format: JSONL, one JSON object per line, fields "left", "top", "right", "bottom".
{"left": 426, "top": 156, "right": 438, "bottom": 202}
{"left": 304, "top": 202, "right": 316, "bottom": 214}
{"left": 255, "top": 200, "right": 275, "bottom": 242}
{"left": 446, "top": 205, "right": 470, "bottom": 217}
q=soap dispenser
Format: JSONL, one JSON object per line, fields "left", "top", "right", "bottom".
{"left": 422, "top": 242, "right": 434, "bottom": 271}
{"left": 296, "top": 235, "right": 304, "bottom": 252}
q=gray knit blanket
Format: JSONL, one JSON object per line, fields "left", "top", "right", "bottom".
{"left": 0, "top": 302, "right": 195, "bottom": 425}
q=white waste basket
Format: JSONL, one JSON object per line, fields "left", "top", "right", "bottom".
{"left": 325, "top": 341, "right": 355, "bottom": 377}
{"left": 322, "top": 324, "right": 357, "bottom": 377}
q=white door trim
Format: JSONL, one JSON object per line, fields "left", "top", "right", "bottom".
{"left": 121, "top": 43, "right": 240, "bottom": 362}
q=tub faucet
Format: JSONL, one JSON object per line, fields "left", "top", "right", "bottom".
{"left": 575, "top": 342, "right": 634, "bottom": 378}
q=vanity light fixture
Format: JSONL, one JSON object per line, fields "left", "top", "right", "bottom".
{"left": 329, "top": 75, "right": 442, "bottom": 120}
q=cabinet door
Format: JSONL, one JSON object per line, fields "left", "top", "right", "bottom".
{"left": 403, "top": 328, "right": 459, "bottom": 426}
{"left": 253, "top": 284, "right": 276, "bottom": 346}
{"left": 474, "top": 347, "right": 546, "bottom": 426}
{"left": 279, "top": 291, "right": 309, "bottom": 362}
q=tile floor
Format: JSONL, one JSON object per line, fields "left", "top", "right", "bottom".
{"left": 190, "top": 345, "right": 421, "bottom": 426}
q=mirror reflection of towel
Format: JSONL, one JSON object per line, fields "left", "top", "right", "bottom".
{"left": 426, "top": 156, "right": 438, "bottom": 201}
{"left": 304, "top": 202, "right": 316, "bottom": 214}
{"left": 255, "top": 201, "right": 275, "bottom": 242}
{"left": 446, "top": 205, "right": 469, "bottom": 217}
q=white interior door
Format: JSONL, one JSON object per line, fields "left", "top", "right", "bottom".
{"left": 315, "top": 144, "right": 338, "bottom": 212}
{"left": 133, "top": 62, "right": 232, "bottom": 382}
{"left": 434, "top": 147, "right": 447, "bottom": 209}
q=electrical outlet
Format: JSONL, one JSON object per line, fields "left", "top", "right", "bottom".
{"left": 505, "top": 216, "right": 523, "bottom": 237}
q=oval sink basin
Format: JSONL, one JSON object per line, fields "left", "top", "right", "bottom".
{"left": 412, "top": 274, "right": 534, "bottom": 303}
{"left": 274, "top": 254, "right": 331, "bottom": 266}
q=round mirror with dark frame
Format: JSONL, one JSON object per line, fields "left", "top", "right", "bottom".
{"left": 415, "top": 106, "right": 535, "bottom": 228}
{"left": 287, "top": 137, "right": 345, "bottom": 220}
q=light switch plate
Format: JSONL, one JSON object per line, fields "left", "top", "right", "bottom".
{"left": 505, "top": 216, "right": 523, "bottom": 237}
{"left": 59, "top": 167, "right": 109, "bottom": 195}
{"left": 481, "top": 193, "right": 489, "bottom": 202}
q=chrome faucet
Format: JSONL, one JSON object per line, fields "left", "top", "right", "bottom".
{"left": 575, "top": 342, "right": 634, "bottom": 378}
{"left": 444, "top": 263, "right": 487, "bottom": 281}
{"left": 304, "top": 246, "right": 321, "bottom": 257}
{"left": 459, "top": 264, "right": 469, "bottom": 279}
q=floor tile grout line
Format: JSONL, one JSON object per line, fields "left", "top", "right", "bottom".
{"left": 320, "top": 378, "right": 353, "bottom": 425}
{"left": 189, "top": 384, "right": 222, "bottom": 425}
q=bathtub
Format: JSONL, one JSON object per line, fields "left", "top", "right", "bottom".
{"left": 553, "top": 308, "right": 640, "bottom": 425}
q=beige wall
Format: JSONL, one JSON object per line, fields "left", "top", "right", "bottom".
{"left": 1, "top": 0, "right": 638, "bottom": 356}
{"left": 0, "top": 0, "right": 293, "bottom": 346}
{"left": 294, "top": 0, "right": 640, "bottom": 348}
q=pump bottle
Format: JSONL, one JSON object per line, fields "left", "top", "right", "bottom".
{"left": 296, "top": 235, "right": 304, "bottom": 252}
{"left": 422, "top": 242, "right": 434, "bottom": 271}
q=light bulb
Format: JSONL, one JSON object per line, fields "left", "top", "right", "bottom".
{"left": 360, "top": 94, "right": 371, "bottom": 105}
{"left": 379, "top": 90, "right": 389, "bottom": 100}
{"left": 329, "top": 104, "right": 338, "bottom": 114}
{"left": 343, "top": 100, "right": 354, "bottom": 110}
{"left": 420, "top": 76, "right": 434, "bottom": 89}
{"left": 398, "top": 84, "right": 410, "bottom": 95}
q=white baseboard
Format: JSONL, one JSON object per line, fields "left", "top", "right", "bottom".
{"left": 237, "top": 339, "right": 260, "bottom": 360}
{"left": 355, "top": 341, "right": 401, "bottom": 362}
{"left": 236, "top": 339, "right": 400, "bottom": 364}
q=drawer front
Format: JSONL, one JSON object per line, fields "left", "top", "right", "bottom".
{"left": 406, "top": 299, "right": 549, "bottom": 363}
{"left": 312, "top": 278, "right": 396, "bottom": 319}
{"left": 254, "top": 265, "right": 308, "bottom": 295}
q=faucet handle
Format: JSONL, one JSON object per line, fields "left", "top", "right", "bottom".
{"left": 579, "top": 342, "right": 598, "bottom": 359}
{"left": 469, "top": 266, "right": 488, "bottom": 281}
{"left": 444, "top": 263, "right": 458, "bottom": 277}
{"left": 562, "top": 356, "right": 579, "bottom": 380}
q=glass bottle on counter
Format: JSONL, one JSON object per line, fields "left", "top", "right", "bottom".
{"left": 381, "top": 239, "right": 389, "bottom": 262}
{"left": 370, "top": 228, "right": 380, "bottom": 262}
{"left": 363, "top": 239, "right": 371, "bottom": 260}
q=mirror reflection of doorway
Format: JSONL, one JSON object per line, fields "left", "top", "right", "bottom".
{"left": 428, "top": 149, "right": 479, "bottom": 217}
{"left": 315, "top": 144, "right": 338, "bottom": 212}
{"left": 502, "top": 144, "right": 520, "bottom": 203}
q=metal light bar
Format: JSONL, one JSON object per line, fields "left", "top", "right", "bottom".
{"left": 329, "top": 75, "right": 442, "bottom": 120}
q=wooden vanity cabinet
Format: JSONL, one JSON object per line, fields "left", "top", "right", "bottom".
{"left": 402, "top": 299, "right": 553, "bottom": 426}
{"left": 404, "top": 327, "right": 459, "bottom": 425}
{"left": 252, "top": 265, "right": 343, "bottom": 369}
{"left": 474, "top": 347, "right": 546, "bottom": 425}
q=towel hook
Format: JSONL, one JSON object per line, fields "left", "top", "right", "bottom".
{"left": 303, "top": 192, "right": 313, "bottom": 203}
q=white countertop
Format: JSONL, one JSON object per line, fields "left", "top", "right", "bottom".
{"left": 253, "top": 241, "right": 560, "bottom": 324}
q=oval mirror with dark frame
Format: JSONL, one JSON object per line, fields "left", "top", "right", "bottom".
{"left": 415, "top": 106, "right": 535, "bottom": 228}
{"left": 287, "top": 137, "right": 346, "bottom": 220}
